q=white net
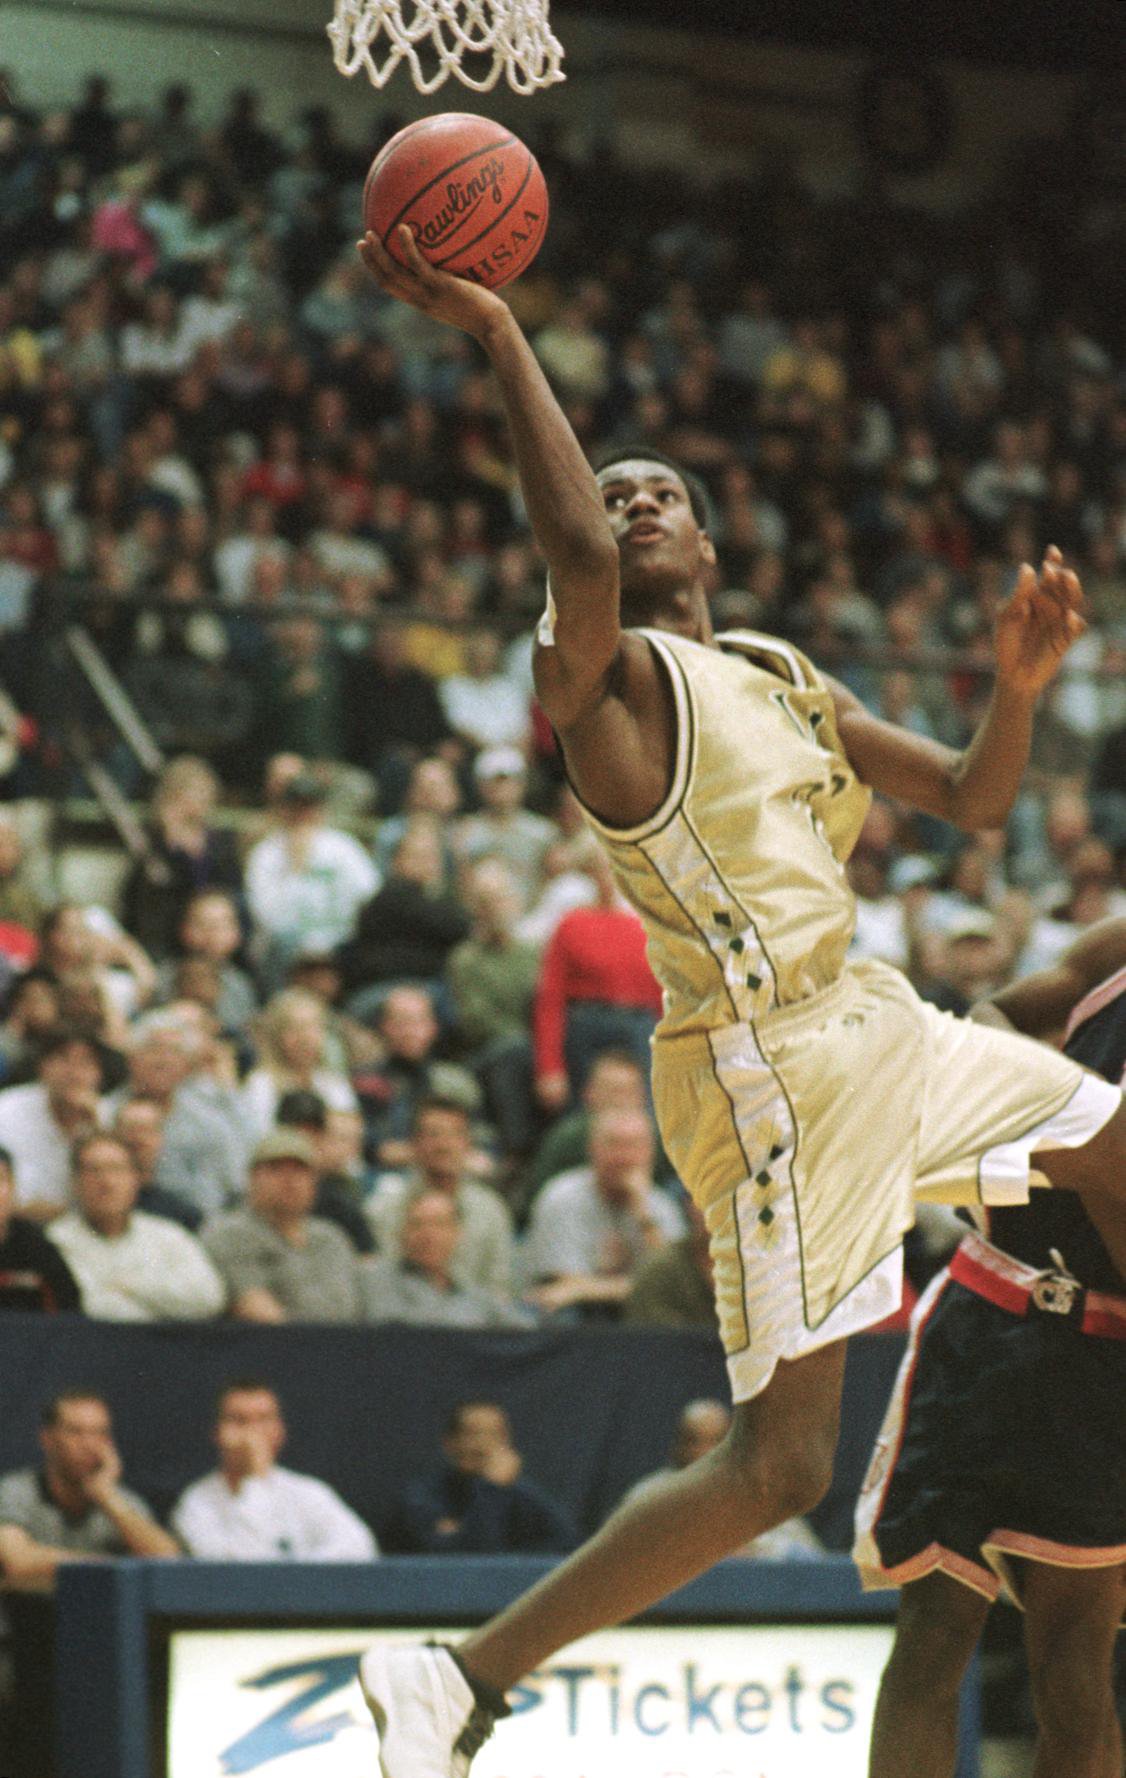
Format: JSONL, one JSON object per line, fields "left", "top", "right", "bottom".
{"left": 328, "top": 0, "right": 566, "bottom": 94}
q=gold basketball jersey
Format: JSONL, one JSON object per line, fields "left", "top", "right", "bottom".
{"left": 581, "top": 628, "right": 871, "bottom": 1038}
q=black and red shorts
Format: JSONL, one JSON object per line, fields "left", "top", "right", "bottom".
{"left": 853, "top": 1235, "right": 1126, "bottom": 1611}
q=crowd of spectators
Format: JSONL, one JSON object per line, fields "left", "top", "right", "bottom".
{"left": 0, "top": 57, "right": 1123, "bottom": 1767}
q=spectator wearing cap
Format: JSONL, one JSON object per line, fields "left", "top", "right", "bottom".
{"left": 47, "top": 1133, "right": 225, "bottom": 1321}
{"left": 0, "top": 1028, "right": 106, "bottom": 1222}
{"left": 275, "top": 1089, "right": 374, "bottom": 1255}
{"left": 202, "top": 1130, "right": 367, "bottom": 1323}
{"left": 338, "top": 819, "right": 470, "bottom": 1002}
{"left": 0, "top": 1145, "right": 81, "bottom": 1313}
{"left": 244, "top": 769, "right": 379, "bottom": 991}
{"left": 240, "top": 988, "right": 359, "bottom": 1143}
{"left": 453, "top": 748, "right": 556, "bottom": 910}
{"left": 366, "top": 1097, "right": 516, "bottom": 1303}
{"left": 363, "top": 1190, "right": 531, "bottom": 1329}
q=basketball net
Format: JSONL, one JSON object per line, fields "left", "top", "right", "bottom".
{"left": 328, "top": 0, "right": 566, "bottom": 93}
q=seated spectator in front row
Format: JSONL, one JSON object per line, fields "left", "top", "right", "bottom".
{"left": 522, "top": 1108, "right": 684, "bottom": 1318}
{"left": 0, "top": 1390, "right": 179, "bottom": 1584}
{"left": 172, "top": 1381, "right": 377, "bottom": 1561}
{"left": 0, "top": 1027, "right": 105, "bottom": 1222}
{"left": 47, "top": 1133, "right": 225, "bottom": 1321}
{"left": 0, "top": 1390, "right": 179, "bottom": 1778}
{"left": 366, "top": 1097, "right": 515, "bottom": 1303}
{"left": 384, "top": 1400, "right": 575, "bottom": 1555}
{"left": 0, "top": 1146, "right": 81, "bottom": 1312}
{"left": 364, "top": 1191, "right": 532, "bottom": 1330}
{"left": 202, "top": 1130, "right": 367, "bottom": 1323}
{"left": 619, "top": 1400, "right": 824, "bottom": 1562}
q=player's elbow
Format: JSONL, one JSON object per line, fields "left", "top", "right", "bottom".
{"left": 945, "top": 775, "right": 1014, "bottom": 834}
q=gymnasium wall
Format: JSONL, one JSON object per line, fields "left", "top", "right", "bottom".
{"left": 1, "top": 0, "right": 1093, "bottom": 211}
{"left": 0, "top": 1314, "right": 905, "bottom": 1548}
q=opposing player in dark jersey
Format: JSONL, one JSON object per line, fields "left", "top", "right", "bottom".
{"left": 855, "top": 917, "right": 1126, "bottom": 1778}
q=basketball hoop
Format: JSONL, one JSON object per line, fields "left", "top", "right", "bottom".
{"left": 328, "top": 0, "right": 566, "bottom": 94}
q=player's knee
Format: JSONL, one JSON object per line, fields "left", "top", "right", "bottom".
{"left": 729, "top": 1431, "right": 833, "bottom": 1526}
{"left": 885, "top": 1597, "right": 980, "bottom": 1695}
{"left": 1028, "top": 1645, "right": 1111, "bottom": 1749}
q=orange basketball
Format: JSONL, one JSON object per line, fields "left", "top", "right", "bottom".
{"left": 363, "top": 112, "right": 549, "bottom": 291}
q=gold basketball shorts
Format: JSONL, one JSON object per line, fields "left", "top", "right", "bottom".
{"left": 651, "top": 958, "right": 1121, "bottom": 1403}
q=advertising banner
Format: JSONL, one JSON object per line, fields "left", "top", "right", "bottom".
{"left": 167, "top": 1621, "right": 894, "bottom": 1778}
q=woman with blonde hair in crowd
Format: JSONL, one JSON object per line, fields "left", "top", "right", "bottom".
{"left": 120, "top": 754, "right": 244, "bottom": 959}
{"left": 240, "top": 987, "right": 358, "bottom": 1140}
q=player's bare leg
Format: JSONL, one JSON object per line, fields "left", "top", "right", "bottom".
{"left": 867, "top": 1572, "right": 990, "bottom": 1778}
{"left": 455, "top": 1340, "right": 847, "bottom": 1694}
{"left": 1021, "top": 1561, "right": 1125, "bottom": 1778}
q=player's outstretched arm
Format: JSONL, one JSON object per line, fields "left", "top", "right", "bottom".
{"left": 973, "top": 914, "right": 1126, "bottom": 1037}
{"left": 826, "top": 547, "right": 1084, "bottom": 831}
{"left": 358, "top": 228, "right": 620, "bottom": 720}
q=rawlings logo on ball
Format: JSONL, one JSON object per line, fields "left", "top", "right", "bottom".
{"left": 414, "top": 155, "right": 507, "bottom": 250}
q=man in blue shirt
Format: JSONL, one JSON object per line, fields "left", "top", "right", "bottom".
{"left": 386, "top": 1401, "right": 575, "bottom": 1557}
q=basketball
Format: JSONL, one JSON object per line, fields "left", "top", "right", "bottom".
{"left": 363, "top": 112, "right": 549, "bottom": 291}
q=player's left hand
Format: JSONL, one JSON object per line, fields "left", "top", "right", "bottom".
{"left": 993, "top": 546, "right": 1085, "bottom": 697}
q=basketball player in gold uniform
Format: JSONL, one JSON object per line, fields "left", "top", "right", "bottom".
{"left": 353, "top": 226, "right": 1126, "bottom": 1778}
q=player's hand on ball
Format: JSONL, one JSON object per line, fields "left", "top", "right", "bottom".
{"left": 993, "top": 545, "right": 1085, "bottom": 697}
{"left": 358, "top": 226, "right": 508, "bottom": 341}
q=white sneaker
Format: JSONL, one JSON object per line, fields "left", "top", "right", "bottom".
{"left": 359, "top": 1643, "right": 499, "bottom": 1778}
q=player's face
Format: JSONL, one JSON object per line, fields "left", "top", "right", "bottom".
{"left": 597, "top": 460, "right": 713, "bottom": 609}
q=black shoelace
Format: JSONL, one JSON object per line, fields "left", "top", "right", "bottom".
{"left": 453, "top": 1704, "right": 497, "bottom": 1761}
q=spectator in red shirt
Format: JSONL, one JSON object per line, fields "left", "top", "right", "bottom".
{"left": 533, "top": 844, "right": 663, "bottom": 1113}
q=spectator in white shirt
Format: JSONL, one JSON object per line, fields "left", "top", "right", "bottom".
{"left": 439, "top": 629, "right": 530, "bottom": 753}
{"left": 245, "top": 772, "right": 378, "bottom": 989}
{"left": 172, "top": 1381, "right": 377, "bottom": 1560}
{"left": 522, "top": 1108, "right": 684, "bottom": 1318}
{"left": 47, "top": 1133, "right": 226, "bottom": 1321}
{"left": 0, "top": 1028, "right": 106, "bottom": 1222}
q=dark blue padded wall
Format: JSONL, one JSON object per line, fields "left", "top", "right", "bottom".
{"left": 0, "top": 1316, "right": 904, "bottom": 1547}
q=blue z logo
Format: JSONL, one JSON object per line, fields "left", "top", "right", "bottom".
{"left": 219, "top": 1653, "right": 364, "bottom": 1774}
